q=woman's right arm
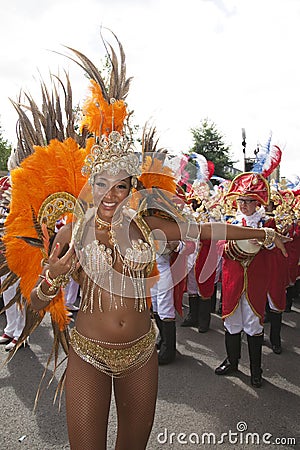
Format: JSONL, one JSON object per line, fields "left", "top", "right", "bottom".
{"left": 30, "top": 224, "right": 76, "bottom": 311}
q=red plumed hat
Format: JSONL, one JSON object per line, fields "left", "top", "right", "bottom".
{"left": 225, "top": 172, "right": 270, "bottom": 205}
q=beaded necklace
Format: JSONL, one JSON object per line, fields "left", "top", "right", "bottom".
{"left": 95, "top": 212, "right": 123, "bottom": 246}
{"left": 74, "top": 210, "right": 156, "bottom": 313}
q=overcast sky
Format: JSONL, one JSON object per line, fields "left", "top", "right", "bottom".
{"left": 0, "top": 0, "right": 299, "bottom": 181}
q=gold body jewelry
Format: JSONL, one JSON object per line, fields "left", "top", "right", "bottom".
{"left": 69, "top": 321, "right": 156, "bottom": 377}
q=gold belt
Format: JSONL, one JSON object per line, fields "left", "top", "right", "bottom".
{"left": 70, "top": 321, "right": 156, "bottom": 377}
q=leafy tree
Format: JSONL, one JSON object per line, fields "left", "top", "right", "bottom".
{"left": 0, "top": 121, "right": 12, "bottom": 172}
{"left": 190, "top": 118, "right": 236, "bottom": 180}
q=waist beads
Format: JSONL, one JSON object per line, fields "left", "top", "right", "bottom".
{"left": 69, "top": 321, "right": 157, "bottom": 377}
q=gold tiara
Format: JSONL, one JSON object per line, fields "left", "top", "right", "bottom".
{"left": 81, "top": 130, "right": 141, "bottom": 178}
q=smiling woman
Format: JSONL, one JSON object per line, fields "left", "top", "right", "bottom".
{"left": 1, "top": 31, "right": 291, "bottom": 450}
{"left": 92, "top": 172, "right": 131, "bottom": 221}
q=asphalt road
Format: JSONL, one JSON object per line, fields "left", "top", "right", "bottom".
{"left": 1, "top": 294, "right": 299, "bottom": 450}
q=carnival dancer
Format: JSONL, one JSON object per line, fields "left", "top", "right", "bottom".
{"left": 2, "top": 34, "right": 289, "bottom": 450}
{"left": 215, "top": 172, "right": 282, "bottom": 387}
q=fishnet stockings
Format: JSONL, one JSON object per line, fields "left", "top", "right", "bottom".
{"left": 65, "top": 346, "right": 158, "bottom": 450}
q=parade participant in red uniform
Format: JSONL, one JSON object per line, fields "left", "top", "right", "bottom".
{"left": 263, "top": 187, "right": 294, "bottom": 354}
{"left": 215, "top": 172, "right": 278, "bottom": 387}
{"left": 281, "top": 189, "right": 300, "bottom": 312}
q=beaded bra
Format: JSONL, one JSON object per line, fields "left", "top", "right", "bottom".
{"left": 72, "top": 208, "right": 156, "bottom": 313}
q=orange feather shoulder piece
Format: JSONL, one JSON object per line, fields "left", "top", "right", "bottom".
{"left": 3, "top": 137, "right": 88, "bottom": 330}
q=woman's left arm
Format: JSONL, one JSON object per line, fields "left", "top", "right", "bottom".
{"left": 199, "top": 222, "right": 291, "bottom": 257}
{"left": 144, "top": 216, "right": 291, "bottom": 257}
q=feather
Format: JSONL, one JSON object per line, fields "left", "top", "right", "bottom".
{"left": 0, "top": 264, "right": 10, "bottom": 278}
{"left": 207, "top": 161, "right": 215, "bottom": 179}
{"left": 141, "top": 123, "right": 165, "bottom": 156}
{"left": 252, "top": 133, "right": 282, "bottom": 177}
{"left": 4, "top": 305, "right": 45, "bottom": 364}
{"left": 80, "top": 80, "right": 127, "bottom": 135}
{"left": 285, "top": 175, "right": 300, "bottom": 190}
{"left": 189, "top": 152, "right": 210, "bottom": 182}
{"left": 31, "top": 206, "right": 44, "bottom": 243}
{"left": 34, "top": 317, "right": 70, "bottom": 411}
{"left": 9, "top": 69, "right": 84, "bottom": 169}
{"left": 3, "top": 137, "right": 87, "bottom": 303}
{"left": 61, "top": 46, "right": 109, "bottom": 101}
{"left": 41, "top": 222, "right": 50, "bottom": 255}
{"left": 0, "top": 286, "right": 21, "bottom": 314}
{"left": 15, "top": 236, "right": 44, "bottom": 248}
{"left": 262, "top": 145, "right": 282, "bottom": 178}
{"left": 0, "top": 272, "right": 19, "bottom": 294}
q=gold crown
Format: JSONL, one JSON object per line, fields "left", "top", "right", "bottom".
{"left": 81, "top": 130, "right": 141, "bottom": 179}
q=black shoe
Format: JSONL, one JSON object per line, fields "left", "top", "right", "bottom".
{"left": 215, "top": 358, "right": 238, "bottom": 375}
{"left": 251, "top": 373, "right": 263, "bottom": 388}
{"left": 158, "top": 351, "right": 176, "bottom": 365}
{"left": 180, "top": 316, "right": 197, "bottom": 327}
{"left": 272, "top": 344, "right": 282, "bottom": 355}
{"left": 158, "top": 320, "right": 176, "bottom": 365}
{"left": 198, "top": 326, "right": 209, "bottom": 333}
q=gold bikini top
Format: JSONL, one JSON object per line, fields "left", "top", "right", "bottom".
{"left": 72, "top": 208, "right": 156, "bottom": 313}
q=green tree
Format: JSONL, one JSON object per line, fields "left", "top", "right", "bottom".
{"left": 190, "top": 118, "right": 236, "bottom": 180}
{"left": 0, "top": 121, "right": 12, "bottom": 172}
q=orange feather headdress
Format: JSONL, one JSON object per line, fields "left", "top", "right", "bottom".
{"left": 65, "top": 35, "right": 140, "bottom": 181}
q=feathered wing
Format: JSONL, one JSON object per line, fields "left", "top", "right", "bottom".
{"left": 0, "top": 72, "right": 90, "bottom": 372}
{"left": 3, "top": 139, "right": 87, "bottom": 322}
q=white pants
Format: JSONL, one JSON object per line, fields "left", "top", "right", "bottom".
{"left": 186, "top": 252, "right": 221, "bottom": 296}
{"left": 224, "top": 293, "right": 263, "bottom": 336}
{"left": 187, "top": 267, "right": 199, "bottom": 295}
{"left": 1, "top": 275, "right": 25, "bottom": 340}
{"left": 267, "top": 293, "right": 280, "bottom": 312}
{"left": 151, "top": 255, "right": 175, "bottom": 320}
{"left": 64, "top": 279, "right": 80, "bottom": 307}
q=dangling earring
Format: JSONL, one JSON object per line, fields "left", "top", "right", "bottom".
{"left": 131, "top": 176, "right": 138, "bottom": 189}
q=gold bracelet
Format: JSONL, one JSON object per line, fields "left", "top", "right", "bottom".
{"left": 45, "top": 269, "right": 71, "bottom": 292}
{"left": 36, "top": 282, "right": 58, "bottom": 303}
{"left": 263, "top": 227, "right": 276, "bottom": 247}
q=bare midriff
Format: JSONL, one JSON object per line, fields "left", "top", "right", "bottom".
{"left": 74, "top": 296, "right": 151, "bottom": 346}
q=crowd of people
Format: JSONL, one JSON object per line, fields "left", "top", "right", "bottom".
{"left": 0, "top": 32, "right": 299, "bottom": 450}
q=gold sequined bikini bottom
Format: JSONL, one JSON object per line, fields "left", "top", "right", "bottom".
{"left": 69, "top": 321, "right": 157, "bottom": 378}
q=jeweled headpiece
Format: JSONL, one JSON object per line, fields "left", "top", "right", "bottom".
{"left": 81, "top": 129, "right": 141, "bottom": 178}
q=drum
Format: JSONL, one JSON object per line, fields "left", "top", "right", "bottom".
{"left": 225, "top": 239, "right": 261, "bottom": 262}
